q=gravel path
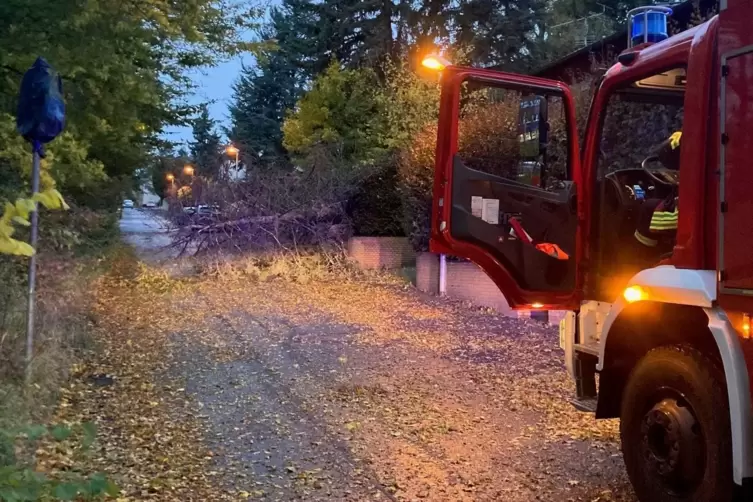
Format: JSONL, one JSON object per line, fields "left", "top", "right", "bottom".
{"left": 161, "top": 279, "right": 637, "bottom": 502}
{"left": 79, "top": 209, "right": 639, "bottom": 501}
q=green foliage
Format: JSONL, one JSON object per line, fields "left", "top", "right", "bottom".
{"left": 380, "top": 62, "right": 440, "bottom": 150}
{"left": 283, "top": 63, "right": 387, "bottom": 165}
{"left": 148, "top": 153, "right": 191, "bottom": 204}
{"left": 190, "top": 106, "right": 223, "bottom": 179}
{"left": 0, "top": 423, "right": 117, "bottom": 501}
{"left": 348, "top": 160, "right": 404, "bottom": 237}
{"left": 396, "top": 122, "right": 438, "bottom": 250}
{"left": 0, "top": 0, "right": 260, "bottom": 207}
{"left": 229, "top": 57, "right": 299, "bottom": 167}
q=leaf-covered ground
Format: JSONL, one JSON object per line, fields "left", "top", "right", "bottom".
{"left": 58, "top": 209, "right": 638, "bottom": 501}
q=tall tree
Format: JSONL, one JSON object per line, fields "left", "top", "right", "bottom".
{"left": 229, "top": 52, "right": 301, "bottom": 166}
{"left": 190, "top": 106, "right": 222, "bottom": 179}
{"left": 0, "top": 0, "right": 259, "bottom": 206}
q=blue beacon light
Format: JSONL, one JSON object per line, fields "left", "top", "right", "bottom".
{"left": 627, "top": 6, "right": 672, "bottom": 48}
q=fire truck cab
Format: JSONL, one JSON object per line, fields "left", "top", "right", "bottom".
{"left": 429, "top": 1, "right": 753, "bottom": 500}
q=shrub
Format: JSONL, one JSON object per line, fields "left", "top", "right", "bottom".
{"left": 347, "top": 157, "right": 404, "bottom": 237}
{"left": 396, "top": 122, "right": 437, "bottom": 251}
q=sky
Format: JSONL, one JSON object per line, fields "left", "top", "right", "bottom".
{"left": 161, "top": 53, "right": 256, "bottom": 149}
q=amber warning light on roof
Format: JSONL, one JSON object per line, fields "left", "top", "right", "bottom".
{"left": 421, "top": 54, "right": 452, "bottom": 71}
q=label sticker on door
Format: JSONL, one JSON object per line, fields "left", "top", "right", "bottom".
{"left": 482, "top": 198, "right": 500, "bottom": 225}
{"left": 471, "top": 196, "right": 483, "bottom": 218}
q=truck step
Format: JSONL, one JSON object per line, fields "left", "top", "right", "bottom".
{"left": 571, "top": 397, "right": 597, "bottom": 413}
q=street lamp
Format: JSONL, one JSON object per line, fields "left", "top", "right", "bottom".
{"left": 225, "top": 145, "right": 240, "bottom": 170}
{"left": 183, "top": 164, "right": 194, "bottom": 177}
{"left": 421, "top": 54, "right": 452, "bottom": 71}
{"left": 165, "top": 173, "right": 175, "bottom": 183}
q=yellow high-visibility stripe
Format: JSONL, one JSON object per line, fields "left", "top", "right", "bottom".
{"left": 670, "top": 131, "right": 682, "bottom": 150}
{"left": 650, "top": 209, "right": 678, "bottom": 231}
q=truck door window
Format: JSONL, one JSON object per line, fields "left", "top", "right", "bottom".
{"left": 457, "top": 81, "right": 571, "bottom": 190}
{"left": 445, "top": 78, "right": 578, "bottom": 293}
{"left": 593, "top": 67, "right": 685, "bottom": 293}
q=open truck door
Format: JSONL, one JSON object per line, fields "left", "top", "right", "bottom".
{"left": 429, "top": 68, "right": 583, "bottom": 309}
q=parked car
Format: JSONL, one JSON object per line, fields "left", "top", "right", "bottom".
{"left": 143, "top": 202, "right": 157, "bottom": 208}
{"left": 123, "top": 199, "right": 134, "bottom": 208}
{"left": 197, "top": 204, "right": 220, "bottom": 216}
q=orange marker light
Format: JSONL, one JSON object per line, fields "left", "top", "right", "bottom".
{"left": 531, "top": 302, "right": 544, "bottom": 309}
{"left": 743, "top": 313, "right": 751, "bottom": 339}
{"left": 623, "top": 285, "right": 647, "bottom": 303}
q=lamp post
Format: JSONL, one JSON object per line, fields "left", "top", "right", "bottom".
{"left": 182, "top": 164, "right": 198, "bottom": 213}
{"left": 225, "top": 145, "right": 240, "bottom": 171}
{"left": 165, "top": 173, "right": 175, "bottom": 207}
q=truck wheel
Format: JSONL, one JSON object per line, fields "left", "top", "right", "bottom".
{"left": 620, "top": 345, "right": 734, "bottom": 502}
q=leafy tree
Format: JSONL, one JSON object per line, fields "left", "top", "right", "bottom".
{"left": 149, "top": 153, "right": 191, "bottom": 203}
{"left": 229, "top": 55, "right": 300, "bottom": 167}
{"left": 380, "top": 61, "right": 440, "bottom": 150}
{"left": 190, "top": 106, "right": 222, "bottom": 179}
{"left": 0, "top": 0, "right": 260, "bottom": 208}
{"left": 282, "top": 63, "right": 387, "bottom": 165}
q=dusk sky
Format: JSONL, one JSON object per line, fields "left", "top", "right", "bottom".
{"left": 162, "top": 53, "right": 257, "bottom": 149}
{"left": 163, "top": 3, "right": 266, "bottom": 149}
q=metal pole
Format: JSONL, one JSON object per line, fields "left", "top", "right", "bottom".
{"left": 439, "top": 254, "right": 447, "bottom": 296}
{"left": 25, "top": 144, "right": 41, "bottom": 383}
{"left": 235, "top": 152, "right": 239, "bottom": 170}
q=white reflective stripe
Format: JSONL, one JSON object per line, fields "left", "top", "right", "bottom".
{"left": 634, "top": 230, "right": 658, "bottom": 247}
{"left": 706, "top": 308, "right": 753, "bottom": 483}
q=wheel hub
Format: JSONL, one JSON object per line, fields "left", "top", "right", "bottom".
{"left": 640, "top": 397, "right": 703, "bottom": 492}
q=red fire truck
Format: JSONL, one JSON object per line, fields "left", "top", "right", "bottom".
{"left": 426, "top": 2, "right": 753, "bottom": 500}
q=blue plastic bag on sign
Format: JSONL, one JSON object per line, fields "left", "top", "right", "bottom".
{"left": 16, "top": 57, "right": 65, "bottom": 144}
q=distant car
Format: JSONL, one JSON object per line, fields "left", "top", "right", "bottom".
{"left": 198, "top": 204, "right": 220, "bottom": 216}
{"left": 123, "top": 199, "right": 134, "bottom": 208}
{"left": 143, "top": 202, "right": 157, "bottom": 208}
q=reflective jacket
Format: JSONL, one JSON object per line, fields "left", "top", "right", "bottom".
{"left": 634, "top": 131, "right": 681, "bottom": 247}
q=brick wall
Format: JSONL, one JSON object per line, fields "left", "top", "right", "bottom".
{"left": 445, "top": 260, "right": 513, "bottom": 314}
{"left": 347, "top": 237, "right": 416, "bottom": 270}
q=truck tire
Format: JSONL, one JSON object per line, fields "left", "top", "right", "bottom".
{"left": 620, "top": 345, "right": 734, "bottom": 502}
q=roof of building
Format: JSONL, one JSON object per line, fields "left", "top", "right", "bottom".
{"left": 532, "top": 0, "right": 716, "bottom": 78}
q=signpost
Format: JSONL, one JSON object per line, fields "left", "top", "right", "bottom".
{"left": 16, "top": 57, "right": 66, "bottom": 382}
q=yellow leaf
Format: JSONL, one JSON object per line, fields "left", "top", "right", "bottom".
{"left": 0, "top": 219, "right": 15, "bottom": 239}
{"left": 0, "top": 237, "right": 34, "bottom": 256}
{"left": 12, "top": 216, "right": 30, "bottom": 226}
{"left": 14, "top": 198, "right": 36, "bottom": 219}
{"left": 32, "top": 191, "right": 56, "bottom": 210}
{"left": 50, "top": 189, "right": 70, "bottom": 210}
{"left": 32, "top": 189, "right": 70, "bottom": 211}
{"left": 2, "top": 202, "right": 16, "bottom": 223}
